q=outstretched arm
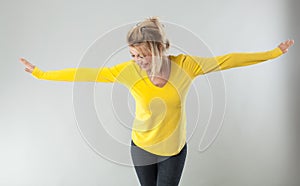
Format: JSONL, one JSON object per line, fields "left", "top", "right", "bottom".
{"left": 185, "top": 39, "right": 294, "bottom": 77}
{"left": 19, "top": 58, "right": 132, "bottom": 82}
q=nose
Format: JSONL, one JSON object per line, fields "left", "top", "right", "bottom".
{"left": 134, "top": 57, "right": 144, "bottom": 64}
{"left": 134, "top": 57, "right": 140, "bottom": 62}
{"left": 136, "top": 61, "right": 143, "bottom": 66}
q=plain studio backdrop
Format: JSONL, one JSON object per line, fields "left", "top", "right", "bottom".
{"left": 1, "top": 0, "right": 299, "bottom": 185}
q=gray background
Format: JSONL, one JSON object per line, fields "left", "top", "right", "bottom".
{"left": 1, "top": 0, "right": 299, "bottom": 185}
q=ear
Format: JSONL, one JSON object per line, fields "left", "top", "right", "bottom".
{"left": 157, "top": 43, "right": 163, "bottom": 51}
{"left": 165, "top": 40, "right": 170, "bottom": 49}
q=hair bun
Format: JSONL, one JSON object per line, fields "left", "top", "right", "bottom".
{"left": 148, "top": 16, "right": 160, "bottom": 23}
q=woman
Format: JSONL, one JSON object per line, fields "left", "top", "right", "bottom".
{"left": 19, "top": 17, "right": 294, "bottom": 186}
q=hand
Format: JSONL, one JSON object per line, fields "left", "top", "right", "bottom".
{"left": 19, "top": 58, "right": 35, "bottom": 73}
{"left": 278, "top": 39, "right": 294, "bottom": 54}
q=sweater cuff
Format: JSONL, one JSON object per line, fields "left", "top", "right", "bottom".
{"left": 31, "top": 66, "right": 44, "bottom": 79}
{"left": 270, "top": 47, "right": 283, "bottom": 58}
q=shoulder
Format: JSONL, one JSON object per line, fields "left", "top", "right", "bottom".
{"left": 169, "top": 54, "right": 204, "bottom": 78}
{"left": 169, "top": 54, "right": 198, "bottom": 68}
{"left": 169, "top": 54, "right": 186, "bottom": 62}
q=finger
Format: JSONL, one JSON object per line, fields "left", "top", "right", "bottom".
{"left": 284, "top": 40, "right": 289, "bottom": 45}
{"left": 288, "top": 40, "right": 294, "bottom": 46}
{"left": 291, "top": 39, "right": 295, "bottom": 44}
{"left": 20, "top": 58, "right": 34, "bottom": 68}
{"left": 20, "top": 58, "right": 30, "bottom": 66}
{"left": 20, "top": 58, "right": 28, "bottom": 62}
{"left": 25, "top": 68, "right": 32, "bottom": 73}
{"left": 19, "top": 58, "right": 26, "bottom": 64}
{"left": 284, "top": 41, "right": 291, "bottom": 47}
{"left": 286, "top": 40, "right": 293, "bottom": 48}
{"left": 20, "top": 58, "right": 31, "bottom": 65}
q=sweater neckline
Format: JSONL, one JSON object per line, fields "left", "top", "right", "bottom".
{"left": 143, "top": 56, "right": 173, "bottom": 89}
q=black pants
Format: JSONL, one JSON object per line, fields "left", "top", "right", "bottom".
{"left": 131, "top": 141, "right": 187, "bottom": 186}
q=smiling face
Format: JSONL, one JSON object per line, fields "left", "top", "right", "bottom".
{"left": 129, "top": 46, "right": 152, "bottom": 71}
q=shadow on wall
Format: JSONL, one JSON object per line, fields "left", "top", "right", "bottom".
{"left": 287, "top": 0, "right": 300, "bottom": 184}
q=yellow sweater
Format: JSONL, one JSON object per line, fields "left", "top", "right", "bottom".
{"left": 32, "top": 47, "right": 283, "bottom": 156}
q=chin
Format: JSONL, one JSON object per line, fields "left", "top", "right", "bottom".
{"left": 141, "top": 67, "right": 149, "bottom": 70}
{"left": 139, "top": 65, "right": 150, "bottom": 71}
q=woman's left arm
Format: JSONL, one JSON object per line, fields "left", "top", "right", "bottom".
{"left": 186, "top": 39, "right": 294, "bottom": 77}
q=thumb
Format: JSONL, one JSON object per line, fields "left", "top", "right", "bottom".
{"left": 25, "top": 68, "right": 32, "bottom": 73}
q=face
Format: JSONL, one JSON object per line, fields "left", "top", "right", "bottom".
{"left": 129, "top": 46, "right": 152, "bottom": 71}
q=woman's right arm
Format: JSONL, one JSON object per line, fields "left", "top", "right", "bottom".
{"left": 19, "top": 58, "right": 132, "bottom": 82}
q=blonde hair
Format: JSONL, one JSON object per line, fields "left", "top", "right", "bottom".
{"left": 127, "top": 16, "right": 170, "bottom": 80}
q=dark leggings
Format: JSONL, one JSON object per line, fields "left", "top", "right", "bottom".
{"left": 131, "top": 141, "right": 187, "bottom": 186}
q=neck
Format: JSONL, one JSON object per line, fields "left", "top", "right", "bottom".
{"left": 147, "top": 56, "right": 170, "bottom": 79}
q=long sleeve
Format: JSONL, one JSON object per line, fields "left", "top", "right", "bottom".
{"left": 31, "top": 61, "right": 133, "bottom": 82}
{"left": 182, "top": 47, "right": 283, "bottom": 78}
